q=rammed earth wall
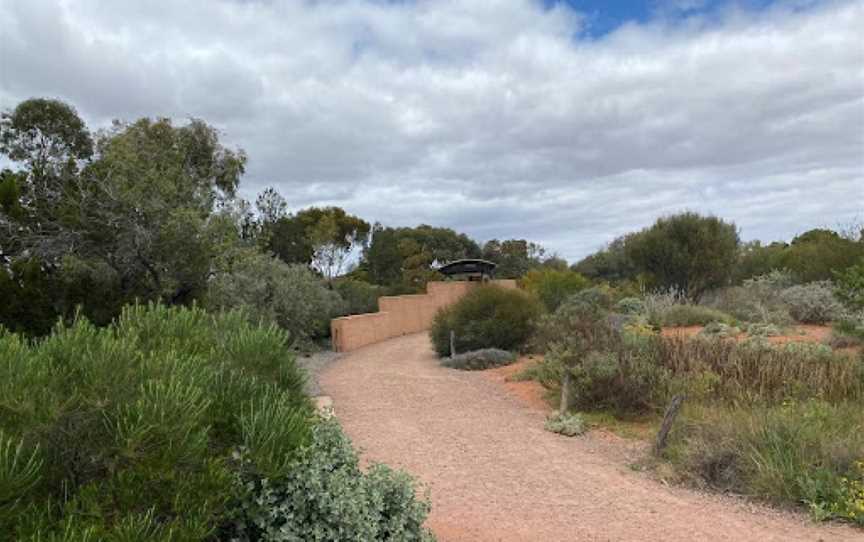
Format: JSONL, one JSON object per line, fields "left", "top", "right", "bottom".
{"left": 330, "top": 280, "right": 517, "bottom": 352}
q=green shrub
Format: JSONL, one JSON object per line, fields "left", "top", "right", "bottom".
{"left": 441, "top": 348, "right": 516, "bottom": 370}
{"left": 0, "top": 304, "right": 313, "bottom": 540}
{"left": 834, "top": 259, "right": 864, "bottom": 310}
{"left": 744, "top": 322, "right": 781, "bottom": 337}
{"left": 520, "top": 268, "right": 590, "bottom": 312}
{"left": 658, "top": 304, "right": 735, "bottom": 327}
{"left": 780, "top": 281, "right": 844, "bottom": 324}
{"left": 429, "top": 285, "right": 543, "bottom": 357}
{"left": 205, "top": 250, "right": 344, "bottom": 348}
{"left": 616, "top": 297, "right": 645, "bottom": 315}
{"left": 544, "top": 413, "right": 587, "bottom": 437}
{"left": 666, "top": 401, "right": 864, "bottom": 525}
{"left": 333, "top": 278, "right": 382, "bottom": 315}
{"left": 559, "top": 348, "right": 670, "bottom": 415}
{"left": 230, "top": 419, "right": 434, "bottom": 541}
{"left": 831, "top": 315, "right": 864, "bottom": 348}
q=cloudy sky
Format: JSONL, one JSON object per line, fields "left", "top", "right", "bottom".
{"left": 1, "top": 0, "right": 862, "bottom": 261}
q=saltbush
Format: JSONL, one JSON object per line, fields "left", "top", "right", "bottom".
{"left": 0, "top": 304, "right": 313, "bottom": 540}
{"left": 780, "top": 281, "right": 844, "bottom": 324}
{"left": 429, "top": 285, "right": 543, "bottom": 357}
{"left": 544, "top": 413, "right": 587, "bottom": 437}
{"left": 658, "top": 304, "right": 735, "bottom": 327}
{"left": 616, "top": 297, "right": 645, "bottom": 315}
{"left": 441, "top": 348, "right": 516, "bottom": 370}
{"left": 206, "top": 250, "right": 344, "bottom": 348}
{"left": 708, "top": 270, "right": 794, "bottom": 325}
{"left": 230, "top": 420, "right": 435, "bottom": 541}
{"left": 831, "top": 314, "right": 864, "bottom": 348}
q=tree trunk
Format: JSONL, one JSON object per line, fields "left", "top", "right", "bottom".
{"left": 653, "top": 394, "right": 685, "bottom": 456}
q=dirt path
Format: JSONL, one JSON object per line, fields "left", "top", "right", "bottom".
{"left": 319, "top": 333, "right": 861, "bottom": 542}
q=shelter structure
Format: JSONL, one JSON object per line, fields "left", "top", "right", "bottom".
{"left": 436, "top": 259, "right": 497, "bottom": 281}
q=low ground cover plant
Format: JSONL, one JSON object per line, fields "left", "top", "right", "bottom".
{"left": 656, "top": 304, "right": 736, "bottom": 327}
{"left": 544, "top": 413, "right": 587, "bottom": 437}
{"left": 441, "top": 348, "right": 516, "bottom": 370}
{"left": 429, "top": 285, "right": 543, "bottom": 357}
{"left": 230, "top": 420, "right": 434, "bottom": 541}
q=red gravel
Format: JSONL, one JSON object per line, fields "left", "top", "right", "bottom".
{"left": 319, "top": 333, "right": 861, "bottom": 542}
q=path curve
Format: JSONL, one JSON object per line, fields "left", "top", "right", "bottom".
{"left": 319, "top": 333, "right": 861, "bottom": 542}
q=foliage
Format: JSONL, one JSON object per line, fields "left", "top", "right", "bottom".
{"left": 544, "top": 413, "right": 587, "bottom": 437}
{"left": 666, "top": 401, "right": 864, "bottom": 526}
{"left": 333, "top": 278, "right": 382, "bottom": 315}
{"left": 835, "top": 259, "right": 864, "bottom": 311}
{"left": 520, "top": 268, "right": 590, "bottom": 312}
{"left": 0, "top": 304, "right": 313, "bottom": 540}
{"left": 744, "top": 322, "right": 782, "bottom": 337}
{"left": 441, "top": 349, "right": 516, "bottom": 370}
{"left": 1, "top": 101, "right": 248, "bottom": 336}
{"left": 616, "top": 297, "right": 645, "bottom": 315}
{"left": 229, "top": 419, "right": 435, "bottom": 541}
{"left": 624, "top": 212, "right": 740, "bottom": 300}
{"left": 362, "top": 224, "right": 481, "bottom": 289}
{"left": 831, "top": 315, "right": 864, "bottom": 348}
{"left": 481, "top": 238, "right": 546, "bottom": 279}
{"left": 571, "top": 234, "right": 638, "bottom": 283}
{"left": 429, "top": 286, "right": 542, "bottom": 357}
{"left": 656, "top": 304, "right": 736, "bottom": 327}
{"left": 267, "top": 206, "right": 371, "bottom": 282}
{"left": 706, "top": 270, "right": 794, "bottom": 325}
{"left": 205, "top": 250, "right": 344, "bottom": 348}
{"left": 699, "top": 322, "right": 741, "bottom": 338}
{"left": 782, "top": 229, "right": 864, "bottom": 283}
{"left": 780, "top": 281, "right": 844, "bottom": 324}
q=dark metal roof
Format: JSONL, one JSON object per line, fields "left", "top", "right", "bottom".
{"left": 437, "top": 259, "right": 497, "bottom": 276}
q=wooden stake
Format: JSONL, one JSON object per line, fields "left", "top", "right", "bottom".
{"left": 450, "top": 330, "right": 456, "bottom": 359}
{"left": 653, "top": 394, "right": 685, "bottom": 456}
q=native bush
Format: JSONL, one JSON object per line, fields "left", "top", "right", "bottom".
{"left": 333, "top": 278, "right": 382, "bottom": 315}
{"left": 657, "top": 304, "right": 736, "bottom": 327}
{"left": 520, "top": 268, "right": 590, "bottom": 312}
{"left": 544, "top": 412, "right": 587, "bottom": 437}
{"left": 780, "top": 281, "right": 844, "bottom": 324}
{"left": 205, "top": 250, "right": 345, "bottom": 348}
{"left": 707, "top": 270, "right": 794, "bottom": 325}
{"left": 230, "top": 419, "right": 434, "bottom": 541}
{"left": 616, "top": 297, "right": 645, "bottom": 315}
{"left": 831, "top": 314, "right": 864, "bottom": 348}
{"left": 0, "top": 304, "right": 313, "bottom": 540}
{"left": 666, "top": 401, "right": 864, "bottom": 526}
{"left": 441, "top": 348, "right": 516, "bottom": 370}
{"left": 834, "top": 259, "right": 864, "bottom": 311}
{"left": 429, "top": 285, "right": 543, "bottom": 357}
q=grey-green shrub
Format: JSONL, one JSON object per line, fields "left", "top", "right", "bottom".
{"left": 658, "top": 304, "right": 735, "bottom": 327}
{"left": 0, "top": 304, "right": 313, "bottom": 540}
{"left": 206, "top": 250, "right": 345, "bottom": 348}
{"left": 780, "top": 281, "right": 844, "bottom": 324}
{"left": 616, "top": 297, "right": 645, "bottom": 315}
{"left": 544, "top": 412, "right": 587, "bottom": 437}
{"left": 708, "top": 270, "right": 794, "bottom": 325}
{"left": 429, "top": 285, "right": 543, "bottom": 357}
{"left": 699, "top": 322, "right": 740, "bottom": 338}
{"left": 441, "top": 348, "right": 516, "bottom": 370}
{"left": 230, "top": 419, "right": 434, "bottom": 542}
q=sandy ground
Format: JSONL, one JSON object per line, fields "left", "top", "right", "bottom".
{"left": 320, "top": 333, "right": 862, "bottom": 542}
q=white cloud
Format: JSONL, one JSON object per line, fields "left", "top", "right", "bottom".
{"left": 1, "top": 0, "right": 861, "bottom": 260}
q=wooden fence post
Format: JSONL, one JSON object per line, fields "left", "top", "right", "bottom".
{"left": 559, "top": 370, "right": 573, "bottom": 415}
{"left": 450, "top": 330, "right": 456, "bottom": 359}
{"left": 653, "top": 394, "right": 685, "bottom": 456}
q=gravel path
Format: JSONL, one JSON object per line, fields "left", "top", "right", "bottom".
{"left": 320, "top": 333, "right": 861, "bottom": 542}
{"left": 296, "top": 349, "right": 341, "bottom": 396}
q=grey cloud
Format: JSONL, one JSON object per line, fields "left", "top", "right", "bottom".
{"left": 1, "top": 0, "right": 861, "bottom": 261}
